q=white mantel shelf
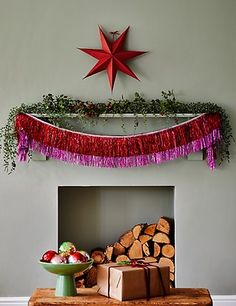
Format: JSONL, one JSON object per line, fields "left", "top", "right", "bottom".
{"left": 29, "top": 113, "right": 200, "bottom": 118}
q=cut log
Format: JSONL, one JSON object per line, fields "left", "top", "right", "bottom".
{"left": 162, "top": 244, "right": 175, "bottom": 259}
{"left": 104, "top": 245, "right": 113, "bottom": 261}
{"left": 153, "top": 242, "right": 161, "bottom": 257}
{"left": 132, "top": 223, "right": 146, "bottom": 239}
{"left": 139, "top": 234, "right": 152, "bottom": 244}
{"left": 156, "top": 217, "right": 171, "bottom": 235}
{"left": 128, "top": 240, "right": 143, "bottom": 259}
{"left": 84, "top": 266, "right": 97, "bottom": 288}
{"left": 113, "top": 242, "right": 126, "bottom": 256}
{"left": 144, "top": 224, "right": 157, "bottom": 236}
{"left": 153, "top": 232, "right": 170, "bottom": 244}
{"left": 119, "top": 230, "right": 135, "bottom": 248}
{"left": 170, "top": 272, "right": 175, "bottom": 282}
{"left": 159, "top": 257, "right": 175, "bottom": 273}
{"left": 142, "top": 242, "right": 150, "bottom": 256}
{"left": 91, "top": 248, "right": 105, "bottom": 264}
{"left": 142, "top": 256, "right": 157, "bottom": 263}
{"left": 116, "top": 254, "right": 130, "bottom": 263}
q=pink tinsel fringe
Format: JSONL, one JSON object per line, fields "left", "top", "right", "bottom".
{"left": 17, "top": 128, "right": 221, "bottom": 170}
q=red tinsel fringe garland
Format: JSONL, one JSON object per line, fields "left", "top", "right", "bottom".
{"left": 16, "top": 113, "right": 221, "bottom": 157}
{"left": 15, "top": 113, "right": 221, "bottom": 158}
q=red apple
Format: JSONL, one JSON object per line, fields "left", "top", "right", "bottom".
{"left": 68, "top": 251, "right": 86, "bottom": 263}
{"left": 41, "top": 250, "right": 57, "bottom": 262}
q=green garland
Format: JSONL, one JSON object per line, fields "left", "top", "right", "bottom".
{"left": 0, "top": 91, "right": 233, "bottom": 173}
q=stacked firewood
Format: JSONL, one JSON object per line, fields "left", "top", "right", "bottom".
{"left": 75, "top": 216, "right": 175, "bottom": 288}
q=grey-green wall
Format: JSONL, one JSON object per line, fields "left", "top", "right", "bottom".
{"left": 0, "top": 0, "right": 236, "bottom": 297}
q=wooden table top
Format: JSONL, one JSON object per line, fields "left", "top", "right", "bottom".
{"left": 29, "top": 288, "right": 212, "bottom": 306}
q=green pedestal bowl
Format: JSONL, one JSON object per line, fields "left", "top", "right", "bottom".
{"left": 39, "top": 259, "right": 93, "bottom": 297}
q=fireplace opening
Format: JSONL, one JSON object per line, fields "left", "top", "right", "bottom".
{"left": 58, "top": 186, "right": 175, "bottom": 287}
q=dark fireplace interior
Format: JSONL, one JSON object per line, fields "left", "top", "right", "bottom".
{"left": 58, "top": 186, "right": 174, "bottom": 251}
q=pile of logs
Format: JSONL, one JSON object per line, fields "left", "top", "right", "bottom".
{"left": 75, "top": 216, "right": 175, "bottom": 288}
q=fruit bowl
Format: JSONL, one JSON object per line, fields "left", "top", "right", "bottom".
{"left": 39, "top": 259, "right": 93, "bottom": 296}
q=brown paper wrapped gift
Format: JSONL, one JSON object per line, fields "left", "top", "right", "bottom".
{"left": 97, "top": 262, "right": 170, "bottom": 301}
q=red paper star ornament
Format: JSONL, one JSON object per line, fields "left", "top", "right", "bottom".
{"left": 79, "top": 26, "right": 147, "bottom": 91}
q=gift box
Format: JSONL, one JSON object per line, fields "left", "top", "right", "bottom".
{"left": 97, "top": 262, "right": 170, "bottom": 301}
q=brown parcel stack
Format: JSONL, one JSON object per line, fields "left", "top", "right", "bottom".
{"left": 97, "top": 263, "right": 170, "bottom": 301}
